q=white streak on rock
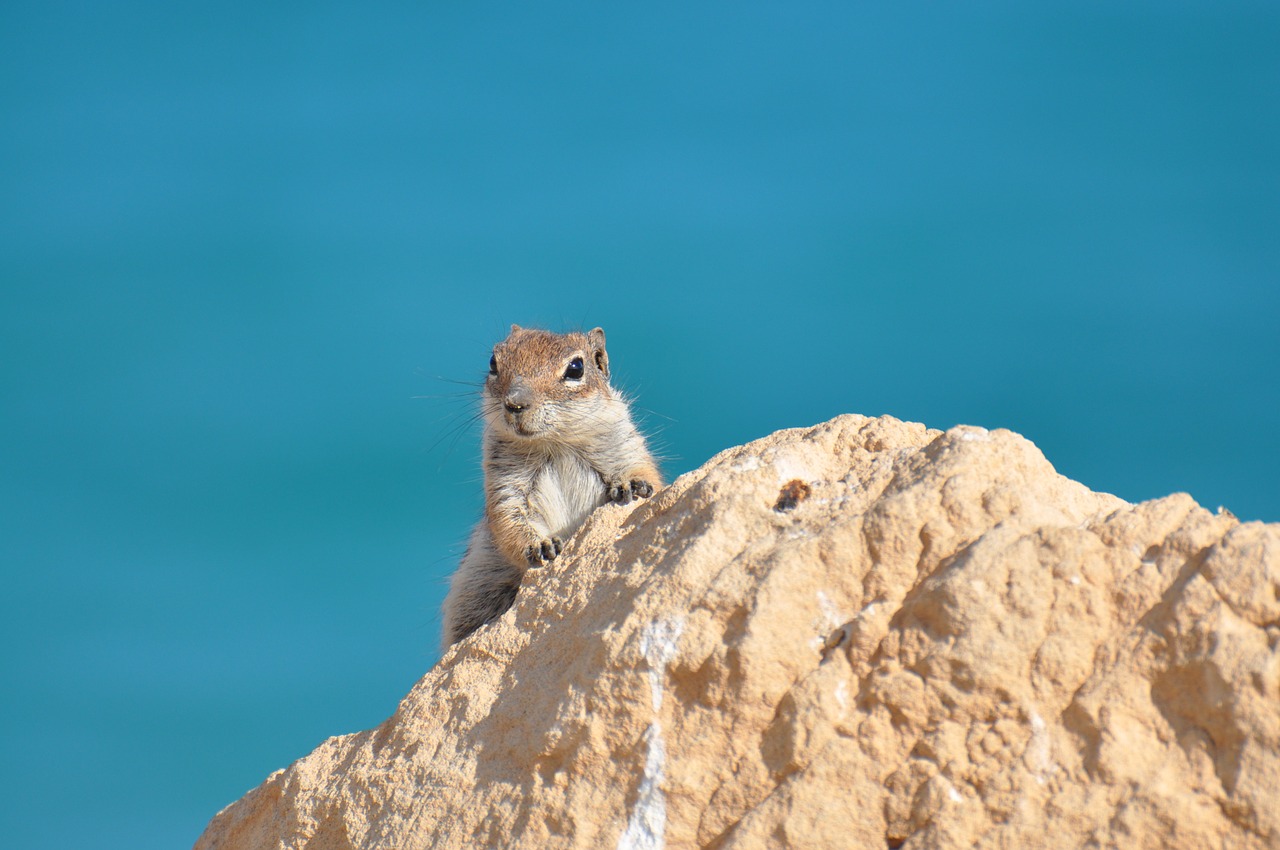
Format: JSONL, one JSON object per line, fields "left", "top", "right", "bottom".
{"left": 640, "top": 618, "right": 684, "bottom": 713}
{"left": 1027, "top": 710, "right": 1055, "bottom": 784}
{"left": 617, "top": 724, "right": 667, "bottom": 850}
{"left": 618, "top": 618, "right": 685, "bottom": 850}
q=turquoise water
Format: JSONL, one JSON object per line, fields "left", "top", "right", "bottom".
{"left": 2, "top": 3, "right": 1277, "bottom": 847}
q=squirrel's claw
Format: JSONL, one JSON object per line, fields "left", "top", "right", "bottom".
{"left": 606, "top": 478, "right": 656, "bottom": 504}
{"left": 525, "top": 536, "right": 563, "bottom": 567}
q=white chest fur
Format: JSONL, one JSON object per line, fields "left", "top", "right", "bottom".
{"left": 527, "top": 447, "right": 606, "bottom": 539}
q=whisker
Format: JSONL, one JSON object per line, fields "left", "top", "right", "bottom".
{"left": 424, "top": 410, "right": 486, "bottom": 457}
{"left": 412, "top": 392, "right": 478, "bottom": 401}
{"left": 633, "top": 404, "right": 676, "bottom": 423}
{"left": 434, "top": 375, "right": 486, "bottom": 388}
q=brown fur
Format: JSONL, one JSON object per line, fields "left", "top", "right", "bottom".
{"left": 440, "top": 325, "right": 662, "bottom": 646}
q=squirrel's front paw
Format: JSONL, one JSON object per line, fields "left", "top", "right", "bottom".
{"left": 606, "top": 477, "right": 656, "bottom": 504}
{"left": 525, "top": 537, "right": 563, "bottom": 567}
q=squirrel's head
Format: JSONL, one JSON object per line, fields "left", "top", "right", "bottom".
{"left": 485, "top": 325, "right": 612, "bottom": 439}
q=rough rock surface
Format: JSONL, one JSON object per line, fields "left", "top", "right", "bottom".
{"left": 197, "top": 415, "right": 1280, "bottom": 850}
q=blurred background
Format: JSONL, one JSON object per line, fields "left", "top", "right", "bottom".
{"left": 2, "top": 1, "right": 1276, "bottom": 846}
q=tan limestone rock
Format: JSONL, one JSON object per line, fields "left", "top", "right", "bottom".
{"left": 196, "top": 414, "right": 1280, "bottom": 850}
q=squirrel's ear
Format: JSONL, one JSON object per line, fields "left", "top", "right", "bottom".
{"left": 588, "top": 327, "right": 609, "bottom": 378}
{"left": 509, "top": 323, "right": 523, "bottom": 335}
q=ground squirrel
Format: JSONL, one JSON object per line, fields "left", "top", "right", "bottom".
{"left": 440, "top": 325, "right": 662, "bottom": 647}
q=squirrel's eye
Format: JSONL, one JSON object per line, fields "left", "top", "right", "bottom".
{"left": 563, "top": 357, "right": 585, "bottom": 381}
{"left": 489, "top": 355, "right": 498, "bottom": 376}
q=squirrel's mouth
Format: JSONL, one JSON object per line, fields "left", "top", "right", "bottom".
{"left": 503, "top": 414, "right": 540, "bottom": 438}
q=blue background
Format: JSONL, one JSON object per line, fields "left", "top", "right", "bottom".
{"left": 2, "top": 2, "right": 1276, "bottom": 847}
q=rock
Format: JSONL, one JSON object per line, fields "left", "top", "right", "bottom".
{"left": 196, "top": 414, "right": 1280, "bottom": 850}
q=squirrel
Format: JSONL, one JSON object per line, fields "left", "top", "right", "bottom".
{"left": 440, "top": 325, "right": 663, "bottom": 647}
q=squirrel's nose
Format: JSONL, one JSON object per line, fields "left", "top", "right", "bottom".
{"left": 504, "top": 382, "right": 532, "bottom": 413}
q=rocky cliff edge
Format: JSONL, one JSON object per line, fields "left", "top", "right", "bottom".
{"left": 196, "top": 414, "right": 1280, "bottom": 850}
